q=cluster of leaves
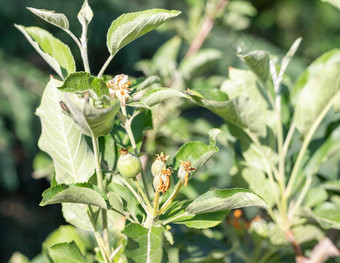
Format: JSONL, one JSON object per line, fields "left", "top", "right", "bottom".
{"left": 11, "top": 1, "right": 269, "bottom": 262}
{"left": 143, "top": 40, "right": 340, "bottom": 261}
{"left": 9, "top": 0, "right": 340, "bottom": 262}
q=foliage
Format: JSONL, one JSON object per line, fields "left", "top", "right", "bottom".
{"left": 7, "top": 0, "right": 340, "bottom": 262}
{"left": 11, "top": 1, "right": 269, "bottom": 262}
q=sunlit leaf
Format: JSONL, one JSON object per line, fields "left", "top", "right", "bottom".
{"left": 294, "top": 62, "right": 340, "bottom": 136}
{"left": 36, "top": 78, "right": 95, "bottom": 184}
{"left": 173, "top": 129, "right": 220, "bottom": 177}
{"left": 15, "top": 25, "right": 75, "bottom": 79}
{"left": 62, "top": 93, "right": 120, "bottom": 138}
{"left": 292, "top": 49, "right": 340, "bottom": 106}
{"left": 42, "top": 225, "right": 91, "bottom": 255}
{"left": 27, "top": 7, "right": 69, "bottom": 30}
{"left": 122, "top": 223, "right": 164, "bottom": 263}
{"left": 58, "top": 72, "right": 110, "bottom": 102}
{"left": 107, "top": 9, "right": 180, "bottom": 56}
{"left": 40, "top": 183, "right": 109, "bottom": 209}
{"left": 237, "top": 50, "right": 269, "bottom": 83}
{"left": 188, "top": 93, "right": 267, "bottom": 137}
{"left": 304, "top": 126, "right": 340, "bottom": 176}
{"left": 302, "top": 202, "right": 340, "bottom": 230}
{"left": 141, "top": 88, "right": 188, "bottom": 107}
{"left": 47, "top": 242, "right": 91, "bottom": 263}
{"left": 186, "top": 188, "right": 267, "bottom": 215}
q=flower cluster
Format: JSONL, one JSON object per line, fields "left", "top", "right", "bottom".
{"left": 106, "top": 74, "right": 131, "bottom": 105}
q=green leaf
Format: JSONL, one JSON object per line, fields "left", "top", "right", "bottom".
{"left": 236, "top": 165, "right": 279, "bottom": 208}
{"left": 333, "top": 92, "right": 340, "bottom": 112}
{"left": 99, "top": 135, "right": 117, "bottom": 171}
{"left": 322, "top": 0, "right": 340, "bottom": 10}
{"left": 36, "top": 78, "right": 95, "bottom": 184}
{"left": 15, "top": 25, "right": 75, "bottom": 79}
{"left": 220, "top": 68, "right": 277, "bottom": 171}
{"left": 62, "top": 92, "right": 120, "bottom": 138}
{"left": 108, "top": 182, "right": 140, "bottom": 218}
{"left": 237, "top": 50, "right": 269, "bottom": 83}
{"left": 141, "top": 88, "right": 188, "bottom": 107}
{"left": 43, "top": 225, "right": 91, "bottom": 255}
{"left": 173, "top": 129, "right": 220, "bottom": 175}
{"left": 304, "top": 126, "right": 340, "bottom": 176}
{"left": 77, "top": 0, "right": 93, "bottom": 27}
{"left": 62, "top": 203, "right": 93, "bottom": 231}
{"left": 151, "top": 36, "right": 182, "bottom": 79}
{"left": 188, "top": 93, "right": 267, "bottom": 137}
{"left": 160, "top": 201, "right": 229, "bottom": 228}
{"left": 180, "top": 49, "right": 222, "bottom": 79}
{"left": 131, "top": 76, "right": 160, "bottom": 92}
{"left": 47, "top": 242, "right": 91, "bottom": 263}
{"left": 40, "top": 183, "right": 109, "bottom": 209}
{"left": 172, "top": 212, "right": 229, "bottom": 229}
{"left": 62, "top": 203, "right": 125, "bottom": 232}
{"left": 106, "top": 9, "right": 181, "bottom": 56}
{"left": 27, "top": 7, "right": 69, "bottom": 30}
{"left": 122, "top": 223, "right": 164, "bottom": 263}
{"left": 58, "top": 72, "right": 110, "bottom": 102}
{"left": 186, "top": 188, "right": 267, "bottom": 215}
{"left": 293, "top": 224, "right": 324, "bottom": 244}
{"left": 127, "top": 102, "right": 151, "bottom": 110}
{"left": 294, "top": 62, "right": 340, "bottom": 136}
{"left": 322, "top": 181, "right": 340, "bottom": 192}
{"left": 221, "top": 67, "right": 270, "bottom": 109}
{"left": 304, "top": 187, "right": 328, "bottom": 208}
{"left": 292, "top": 49, "right": 340, "bottom": 106}
{"left": 303, "top": 202, "right": 340, "bottom": 230}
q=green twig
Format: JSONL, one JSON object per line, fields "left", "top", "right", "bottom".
{"left": 98, "top": 54, "right": 114, "bottom": 78}
{"left": 287, "top": 175, "right": 313, "bottom": 221}
{"left": 87, "top": 207, "right": 109, "bottom": 263}
{"left": 134, "top": 178, "right": 153, "bottom": 212}
{"left": 91, "top": 136, "right": 110, "bottom": 260}
{"left": 158, "top": 181, "right": 183, "bottom": 216}
{"left": 153, "top": 190, "right": 160, "bottom": 216}
{"left": 118, "top": 175, "right": 149, "bottom": 213}
{"left": 285, "top": 98, "right": 334, "bottom": 197}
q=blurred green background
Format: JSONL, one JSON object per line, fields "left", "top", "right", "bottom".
{"left": 1, "top": 0, "right": 340, "bottom": 262}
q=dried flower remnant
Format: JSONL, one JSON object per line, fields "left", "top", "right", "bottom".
{"left": 178, "top": 161, "right": 195, "bottom": 187}
{"left": 153, "top": 167, "right": 173, "bottom": 194}
{"left": 106, "top": 74, "right": 131, "bottom": 105}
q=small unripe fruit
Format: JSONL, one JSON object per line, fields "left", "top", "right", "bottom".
{"left": 151, "top": 159, "right": 166, "bottom": 177}
{"left": 117, "top": 148, "right": 142, "bottom": 178}
{"left": 153, "top": 175, "right": 162, "bottom": 191}
{"left": 151, "top": 153, "right": 169, "bottom": 177}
